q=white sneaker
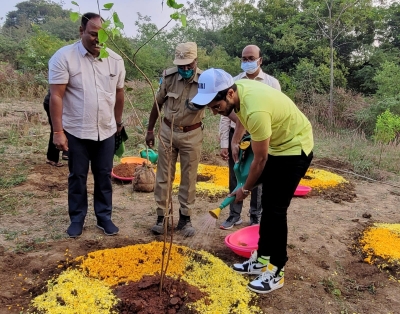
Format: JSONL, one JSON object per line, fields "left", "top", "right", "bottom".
{"left": 232, "top": 251, "right": 269, "bottom": 275}
{"left": 247, "top": 263, "right": 284, "bottom": 294}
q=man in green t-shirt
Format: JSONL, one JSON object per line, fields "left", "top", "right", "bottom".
{"left": 192, "top": 68, "right": 314, "bottom": 294}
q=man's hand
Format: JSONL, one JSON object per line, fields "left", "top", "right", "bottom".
{"left": 117, "top": 125, "right": 123, "bottom": 134}
{"left": 229, "top": 186, "right": 247, "bottom": 203}
{"left": 145, "top": 131, "right": 155, "bottom": 148}
{"left": 53, "top": 132, "right": 68, "bottom": 152}
{"left": 220, "top": 148, "right": 228, "bottom": 161}
{"left": 231, "top": 143, "right": 239, "bottom": 163}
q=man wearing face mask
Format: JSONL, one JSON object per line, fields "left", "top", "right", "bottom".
{"left": 145, "top": 42, "right": 204, "bottom": 237}
{"left": 219, "top": 45, "right": 281, "bottom": 230}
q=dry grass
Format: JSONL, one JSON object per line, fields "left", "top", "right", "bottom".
{"left": 0, "top": 62, "right": 47, "bottom": 99}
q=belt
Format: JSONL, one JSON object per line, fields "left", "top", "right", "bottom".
{"left": 163, "top": 117, "right": 202, "bottom": 133}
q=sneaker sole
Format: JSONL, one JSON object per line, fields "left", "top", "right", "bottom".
{"left": 96, "top": 224, "right": 119, "bottom": 236}
{"left": 220, "top": 219, "right": 243, "bottom": 230}
{"left": 247, "top": 284, "right": 283, "bottom": 294}
{"left": 232, "top": 268, "right": 265, "bottom": 275}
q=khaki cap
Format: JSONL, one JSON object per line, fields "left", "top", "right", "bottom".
{"left": 173, "top": 42, "right": 197, "bottom": 65}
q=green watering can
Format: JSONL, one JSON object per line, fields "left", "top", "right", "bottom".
{"left": 209, "top": 135, "right": 256, "bottom": 219}
{"left": 140, "top": 149, "right": 158, "bottom": 164}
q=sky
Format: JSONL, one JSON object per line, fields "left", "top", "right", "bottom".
{"left": 0, "top": 0, "right": 181, "bottom": 37}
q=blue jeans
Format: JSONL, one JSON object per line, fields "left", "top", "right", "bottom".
{"left": 65, "top": 132, "right": 115, "bottom": 223}
{"left": 258, "top": 151, "right": 313, "bottom": 269}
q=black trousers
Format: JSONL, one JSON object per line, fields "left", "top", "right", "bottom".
{"left": 65, "top": 132, "right": 115, "bottom": 223}
{"left": 228, "top": 128, "right": 262, "bottom": 217}
{"left": 258, "top": 151, "right": 313, "bottom": 269}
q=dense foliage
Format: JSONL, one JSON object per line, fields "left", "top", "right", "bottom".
{"left": 0, "top": 0, "right": 399, "bottom": 136}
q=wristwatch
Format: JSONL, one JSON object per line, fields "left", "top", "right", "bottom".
{"left": 242, "top": 187, "right": 251, "bottom": 196}
{"left": 116, "top": 121, "right": 124, "bottom": 127}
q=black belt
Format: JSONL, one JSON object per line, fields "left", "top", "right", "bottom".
{"left": 163, "top": 117, "right": 202, "bottom": 132}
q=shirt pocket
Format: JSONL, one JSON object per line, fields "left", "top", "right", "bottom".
{"left": 166, "top": 92, "right": 181, "bottom": 113}
{"left": 97, "top": 73, "right": 117, "bottom": 94}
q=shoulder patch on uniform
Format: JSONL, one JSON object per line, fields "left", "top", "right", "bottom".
{"left": 164, "top": 67, "right": 178, "bottom": 77}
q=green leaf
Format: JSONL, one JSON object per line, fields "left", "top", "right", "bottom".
{"left": 170, "top": 12, "right": 180, "bottom": 20}
{"left": 167, "top": 0, "right": 184, "bottom": 9}
{"left": 71, "top": 1, "right": 79, "bottom": 6}
{"left": 98, "top": 29, "right": 108, "bottom": 43}
{"left": 180, "top": 14, "right": 187, "bottom": 27}
{"left": 70, "top": 12, "right": 80, "bottom": 22}
{"left": 99, "top": 48, "right": 109, "bottom": 59}
{"left": 113, "top": 12, "right": 121, "bottom": 23}
{"left": 102, "top": 20, "right": 111, "bottom": 29}
{"left": 115, "top": 21, "right": 124, "bottom": 29}
{"left": 111, "top": 28, "right": 121, "bottom": 38}
{"left": 103, "top": 3, "right": 114, "bottom": 10}
{"left": 126, "top": 87, "right": 133, "bottom": 92}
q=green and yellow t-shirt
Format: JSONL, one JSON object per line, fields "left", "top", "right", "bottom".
{"left": 235, "top": 79, "right": 313, "bottom": 156}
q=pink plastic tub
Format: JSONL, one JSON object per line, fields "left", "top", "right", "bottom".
{"left": 294, "top": 185, "right": 312, "bottom": 196}
{"left": 225, "top": 225, "right": 259, "bottom": 258}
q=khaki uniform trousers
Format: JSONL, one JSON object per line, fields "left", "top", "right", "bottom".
{"left": 155, "top": 121, "right": 203, "bottom": 217}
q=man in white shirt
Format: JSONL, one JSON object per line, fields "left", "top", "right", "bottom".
{"left": 219, "top": 45, "right": 281, "bottom": 230}
{"left": 49, "top": 13, "right": 126, "bottom": 238}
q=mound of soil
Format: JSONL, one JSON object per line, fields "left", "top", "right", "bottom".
{"left": 310, "top": 182, "right": 357, "bottom": 203}
{"left": 114, "top": 274, "right": 207, "bottom": 314}
{"left": 113, "top": 163, "right": 141, "bottom": 178}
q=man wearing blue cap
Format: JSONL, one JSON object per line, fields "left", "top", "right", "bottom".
{"left": 191, "top": 68, "right": 313, "bottom": 294}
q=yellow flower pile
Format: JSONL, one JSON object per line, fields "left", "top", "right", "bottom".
{"left": 31, "top": 242, "right": 262, "bottom": 314}
{"left": 361, "top": 223, "right": 400, "bottom": 264}
{"left": 299, "top": 168, "right": 348, "bottom": 190}
{"left": 76, "top": 242, "right": 187, "bottom": 286}
{"left": 173, "top": 163, "right": 229, "bottom": 198}
{"left": 31, "top": 269, "right": 118, "bottom": 314}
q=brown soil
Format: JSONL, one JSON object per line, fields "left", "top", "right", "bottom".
{"left": 113, "top": 162, "right": 141, "bottom": 178}
{"left": 0, "top": 126, "right": 400, "bottom": 314}
{"left": 114, "top": 275, "right": 206, "bottom": 314}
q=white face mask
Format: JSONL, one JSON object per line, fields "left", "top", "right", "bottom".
{"left": 241, "top": 58, "right": 260, "bottom": 74}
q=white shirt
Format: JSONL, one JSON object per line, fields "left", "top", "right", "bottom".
{"left": 219, "top": 70, "right": 281, "bottom": 148}
{"left": 49, "top": 41, "right": 126, "bottom": 141}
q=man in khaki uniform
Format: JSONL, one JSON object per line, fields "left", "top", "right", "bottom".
{"left": 145, "top": 42, "right": 204, "bottom": 237}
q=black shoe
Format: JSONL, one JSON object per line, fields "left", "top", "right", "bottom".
{"left": 250, "top": 214, "right": 260, "bottom": 226}
{"left": 151, "top": 216, "right": 165, "bottom": 235}
{"left": 96, "top": 220, "right": 119, "bottom": 236}
{"left": 176, "top": 214, "right": 195, "bottom": 237}
{"left": 67, "top": 222, "right": 84, "bottom": 238}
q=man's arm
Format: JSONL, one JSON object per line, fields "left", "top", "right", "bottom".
{"left": 49, "top": 84, "right": 68, "bottom": 151}
{"left": 114, "top": 87, "right": 124, "bottom": 133}
{"left": 230, "top": 119, "right": 246, "bottom": 163}
{"left": 219, "top": 116, "right": 230, "bottom": 160}
{"left": 230, "top": 138, "right": 270, "bottom": 202}
{"left": 145, "top": 101, "right": 164, "bottom": 147}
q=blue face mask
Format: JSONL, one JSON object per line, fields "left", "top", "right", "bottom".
{"left": 240, "top": 58, "right": 260, "bottom": 74}
{"left": 178, "top": 68, "right": 194, "bottom": 79}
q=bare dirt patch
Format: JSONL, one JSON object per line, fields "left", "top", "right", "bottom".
{"left": 114, "top": 274, "right": 206, "bottom": 314}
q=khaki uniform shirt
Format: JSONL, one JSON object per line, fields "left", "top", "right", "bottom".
{"left": 49, "top": 41, "right": 126, "bottom": 141}
{"left": 156, "top": 67, "right": 204, "bottom": 126}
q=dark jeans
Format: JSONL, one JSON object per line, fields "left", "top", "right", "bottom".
{"left": 43, "top": 91, "right": 68, "bottom": 162}
{"left": 228, "top": 128, "right": 262, "bottom": 217}
{"left": 65, "top": 132, "right": 115, "bottom": 223}
{"left": 258, "top": 150, "right": 313, "bottom": 270}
